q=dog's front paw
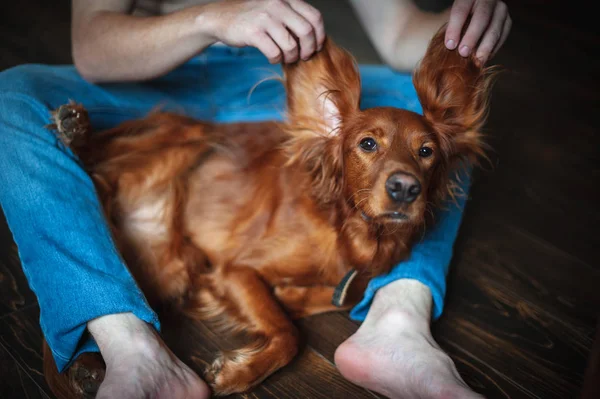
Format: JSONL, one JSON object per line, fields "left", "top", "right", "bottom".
{"left": 204, "top": 351, "right": 266, "bottom": 396}
{"left": 48, "top": 101, "right": 91, "bottom": 146}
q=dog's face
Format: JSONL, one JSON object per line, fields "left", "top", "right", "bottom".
{"left": 284, "top": 28, "right": 496, "bottom": 225}
{"left": 340, "top": 108, "right": 439, "bottom": 226}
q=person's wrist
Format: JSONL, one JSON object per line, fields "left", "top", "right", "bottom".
{"left": 191, "top": 3, "right": 223, "bottom": 45}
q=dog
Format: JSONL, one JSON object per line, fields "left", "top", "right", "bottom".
{"left": 44, "top": 26, "right": 497, "bottom": 396}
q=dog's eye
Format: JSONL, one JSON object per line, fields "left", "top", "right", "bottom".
{"left": 419, "top": 146, "right": 433, "bottom": 158}
{"left": 359, "top": 137, "right": 378, "bottom": 152}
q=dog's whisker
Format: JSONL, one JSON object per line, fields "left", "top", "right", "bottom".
{"left": 347, "top": 188, "right": 372, "bottom": 203}
{"left": 351, "top": 196, "right": 370, "bottom": 211}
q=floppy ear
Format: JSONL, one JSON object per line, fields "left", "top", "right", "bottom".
{"left": 283, "top": 38, "right": 361, "bottom": 136}
{"left": 413, "top": 25, "right": 499, "bottom": 163}
{"left": 282, "top": 38, "right": 361, "bottom": 205}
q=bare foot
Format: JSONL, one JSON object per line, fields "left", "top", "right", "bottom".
{"left": 88, "top": 313, "right": 211, "bottom": 399}
{"left": 334, "top": 280, "right": 483, "bottom": 399}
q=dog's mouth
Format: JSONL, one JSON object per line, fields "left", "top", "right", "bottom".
{"left": 382, "top": 211, "right": 409, "bottom": 220}
{"left": 361, "top": 211, "right": 409, "bottom": 223}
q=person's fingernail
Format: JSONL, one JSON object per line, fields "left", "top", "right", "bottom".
{"left": 446, "top": 39, "right": 456, "bottom": 49}
{"left": 459, "top": 45, "right": 470, "bottom": 57}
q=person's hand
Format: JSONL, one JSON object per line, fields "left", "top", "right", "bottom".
{"left": 199, "top": 0, "right": 325, "bottom": 64}
{"left": 444, "top": 0, "right": 512, "bottom": 65}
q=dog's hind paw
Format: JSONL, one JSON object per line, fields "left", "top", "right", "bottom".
{"left": 47, "top": 101, "right": 91, "bottom": 146}
{"left": 68, "top": 352, "right": 106, "bottom": 398}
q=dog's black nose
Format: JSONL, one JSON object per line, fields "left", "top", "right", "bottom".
{"left": 385, "top": 172, "right": 421, "bottom": 203}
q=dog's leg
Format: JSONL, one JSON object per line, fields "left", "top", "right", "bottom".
{"left": 188, "top": 266, "right": 299, "bottom": 396}
{"left": 274, "top": 285, "right": 353, "bottom": 318}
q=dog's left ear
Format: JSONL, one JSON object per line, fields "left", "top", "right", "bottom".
{"left": 283, "top": 38, "right": 361, "bottom": 136}
{"left": 281, "top": 39, "right": 361, "bottom": 205}
{"left": 413, "top": 25, "right": 499, "bottom": 162}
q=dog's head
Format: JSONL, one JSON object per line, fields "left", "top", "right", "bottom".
{"left": 283, "top": 27, "right": 497, "bottom": 227}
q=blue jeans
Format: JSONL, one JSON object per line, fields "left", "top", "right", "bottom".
{"left": 0, "top": 46, "right": 470, "bottom": 372}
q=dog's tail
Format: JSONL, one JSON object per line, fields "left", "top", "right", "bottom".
{"left": 47, "top": 100, "right": 93, "bottom": 155}
{"left": 47, "top": 102, "right": 217, "bottom": 169}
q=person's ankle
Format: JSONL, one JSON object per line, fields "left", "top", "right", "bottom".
{"left": 87, "top": 313, "right": 160, "bottom": 364}
{"left": 368, "top": 279, "right": 433, "bottom": 323}
{"left": 369, "top": 307, "right": 431, "bottom": 336}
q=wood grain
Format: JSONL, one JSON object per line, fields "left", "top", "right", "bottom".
{"left": 1, "top": 0, "right": 599, "bottom": 398}
{"left": 0, "top": 216, "right": 38, "bottom": 317}
{"left": 159, "top": 309, "right": 380, "bottom": 398}
{"left": 0, "top": 305, "right": 55, "bottom": 398}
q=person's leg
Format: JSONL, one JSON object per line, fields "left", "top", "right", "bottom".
{"left": 331, "top": 65, "right": 481, "bottom": 397}
{"left": 335, "top": 167, "right": 483, "bottom": 398}
{"left": 0, "top": 64, "right": 209, "bottom": 398}
{"left": 336, "top": 279, "right": 483, "bottom": 399}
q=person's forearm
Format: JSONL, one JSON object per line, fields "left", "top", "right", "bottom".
{"left": 72, "top": 6, "right": 216, "bottom": 83}
{"left": 350, "top": 0, "right": 450, "bottom": 72}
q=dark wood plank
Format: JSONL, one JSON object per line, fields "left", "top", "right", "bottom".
{"left": 0, "top": 211, "right": 38, "bottom": 318}
{"left": 463, "top": 5, "right": 600, "bottom": 268}
{"left": 0, "top": 342, "right": 51, "bottom": 399}
{"left": 298, "top": 312, "right": 360, "bottom": 363}
{"left": 160, "top": 310, "right": 380, "bottom": 398}
{"left": 0, "top": 306, "right": 55, "bottom": 398}
{"left": 432, "top": 217, "right": 599, "bottom": 399}
{"left": 582, "top": 320, "right": 600, "bottom": 399}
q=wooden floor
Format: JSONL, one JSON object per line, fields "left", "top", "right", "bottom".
{"left": 1, "top": 1, "right": 599, "bottom": 398}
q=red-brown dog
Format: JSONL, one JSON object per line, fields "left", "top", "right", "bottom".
{"left": 46, "top": 27, "right": 496, "bottom": 396}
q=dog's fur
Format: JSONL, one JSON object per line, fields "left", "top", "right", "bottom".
{"left": 44, "top": 27, "right": 497, "bottom": 396}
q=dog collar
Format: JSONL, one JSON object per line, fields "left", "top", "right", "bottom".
{"left": 332, "top": 269, "right": 359, "bottom": 307}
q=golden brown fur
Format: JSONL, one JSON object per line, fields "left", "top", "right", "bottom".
{"left": 44, "top": 27, "right": 498, "bottom": 396}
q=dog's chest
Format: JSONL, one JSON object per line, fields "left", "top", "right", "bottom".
{"left": 182, "top": 160, "right": 352, "bottom": 286}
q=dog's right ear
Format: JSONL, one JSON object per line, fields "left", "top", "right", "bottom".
{"left": 283, "top": 38, "right": 361, "bottom": 136}
{"left": 413, "top": 25, "right": 499, "bottom": 163}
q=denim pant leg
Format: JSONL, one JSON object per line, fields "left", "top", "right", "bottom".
{"left": 0, "top": 65, "right": 162, "bottom": 372}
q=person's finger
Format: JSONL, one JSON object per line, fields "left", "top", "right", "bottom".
{"left": 273, "top": 3, "right": 316, "bottom": 60}
{"left": 286, "top": 0, "right": 325, "bottom": 50}
{"left": 265, "top": 19, "right": 299, "bottom": 63}
{"left": 445, "top": 0, "right": 475, "bottom": 50}
{"left": 474, "top": 1, "right": 508, "bottom": 64}
{"left": 458, "top": 0, "right": 497, "bottom": 57}
{"left": 250, "top": 32, "right": 283, "bottom": 64}
{"left": 490, "top": 12, "right": 511, "bottom": 59}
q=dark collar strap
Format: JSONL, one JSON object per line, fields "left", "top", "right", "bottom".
{"left": 332, "top": 269, "right": 359, "bottom": 307}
